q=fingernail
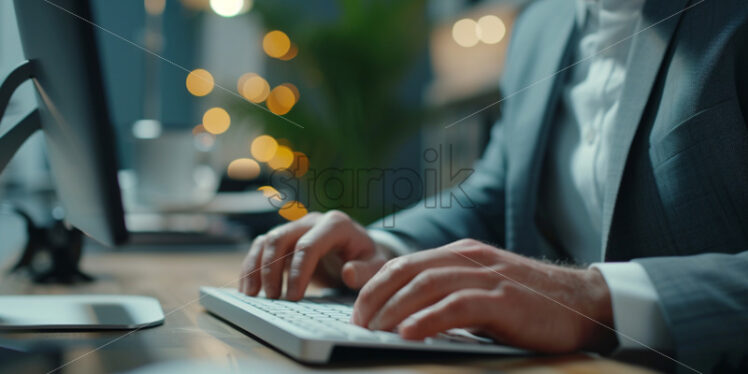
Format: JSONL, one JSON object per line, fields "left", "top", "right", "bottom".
{"left": 369, "top": 319, "right": 381, "bottom": 331}
{"left": 348, "top": 267, "right": 359, "bottom": 286}
{"left": 285, "top": 273, "right": 297, "bottom": 299}
{"left": 286, "top": 288, "right": 297, "bottom": 300}
{"left": 265, "top": 286, "right": 277, "bottom": 299}
{"left": 400, "top": 317, "right": 416, "bottom": 329}
{"left": 341, "top": 263, "right": 357, "bottom": 287}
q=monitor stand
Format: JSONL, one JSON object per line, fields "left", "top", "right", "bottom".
{"left": 0, "top": 61, "right": 165, "bottom": 331}
{"left": 9, "top": 206, "right": 92, "bottom": 284}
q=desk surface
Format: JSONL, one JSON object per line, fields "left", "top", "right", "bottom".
{"left": 0, "top": 251, "right": 657, "bottom": 374}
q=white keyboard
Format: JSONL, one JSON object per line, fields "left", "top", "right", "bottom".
{"left": 200, "top": 287, "right": 526, "bottom": 363}
{"left": 228, "top": 290, "right": 376, "bottom": 339}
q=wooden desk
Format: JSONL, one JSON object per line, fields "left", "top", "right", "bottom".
{"left": 0, "top": 251, "right": 657, "bottom": 374}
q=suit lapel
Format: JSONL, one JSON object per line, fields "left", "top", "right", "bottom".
{"left": 506, "top": 2, "right": 576, "bottom": 256}
{"left": 600, "top": 0, "right": 690, "bottom": 255}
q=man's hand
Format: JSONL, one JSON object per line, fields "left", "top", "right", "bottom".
{"left": 239, "top": 210, "right": 391, "bottom": 300}
{"left": 351, "top": 239, "right": 617, "bottom": 353}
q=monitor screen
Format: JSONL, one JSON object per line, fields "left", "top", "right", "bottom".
{"left": 13, "top": 0, "right": 128, "bottom": 246}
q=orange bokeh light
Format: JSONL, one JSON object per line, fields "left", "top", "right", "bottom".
{"left": 278, "top": 201, "right": 307, "bottom": 221}
{"left": 202, "top": 107, "right": 230, "bottom": 134}
{"left": 186, "top": 68, "right": 214, "bottom": 96}
{"left": 266, "top": 85, "right": 296, "bottom": 115}
{"left": 291, "top": 151, "right": 309, "bottom": 177}
{"left": 280, "top": 83, "right": 300, "bottom": 102}
{"left": 278, "top": 43, "right": 298, "bottom": 61}
{"left": 258, "top": 185, "right": 282, "bottom": 201}
{"left": 262, "top": 30, "right": 291, "bottom": 59}
{"left": 250, "top": 135, "right": 278, "bottom": 162}
{"left": 241, "top": 74, "right": 270, "bottom": 103}
{"left": 227, "top": 158, "right": 261, "bottom": 180}
{"left": 268, "top": 145, "right": 294, "bottom": 170}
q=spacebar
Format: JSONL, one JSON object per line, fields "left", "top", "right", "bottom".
{"left": 325, "top": 321, "right": 378, "bottom": 340}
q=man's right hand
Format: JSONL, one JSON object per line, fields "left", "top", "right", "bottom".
{"left": 238, "top": 210, "right": 391, "bottom": 301}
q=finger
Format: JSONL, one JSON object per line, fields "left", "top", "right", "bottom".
{"left": 260, "top": 213, "right": 320, "bottom": 299}
{"left": 397, "top": 288, "right": 503, "bottom": 340}
{"left": 240, "top": 235, "right": 265, "bottom": 295}
{"left": 285, "top": 211, "right": 370, "bottom": 300}
{"left": 352, "top": 242, "right": 492, "bottom": 327}
{"left": 239, "top": 246, "right": 251, "bottom": 294}
{"left": 281, "top": 246, "right": 296, "bottom": 294}
{"left": 341, "top": 254, "right": 388, "bottom": 289}
{"left": 368, "top": 267, "right": 498, "bottom": 331}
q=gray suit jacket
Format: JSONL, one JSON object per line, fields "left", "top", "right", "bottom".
{"left": 375, "top": 0, "right": 748, "bottom": 372}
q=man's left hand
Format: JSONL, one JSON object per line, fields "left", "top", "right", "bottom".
{"left": 351, "top": 239, "right": 617, "bottom": 353}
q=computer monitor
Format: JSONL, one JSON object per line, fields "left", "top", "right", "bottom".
{"left": 4, "top": 0, "right": 127, "bottom": 247}
{"left": 0, "top": 0, "right": 162, "bottom": 330}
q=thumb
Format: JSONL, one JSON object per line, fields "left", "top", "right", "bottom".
{"left": 341, "top": 256, "right": 387, "bottom": 289}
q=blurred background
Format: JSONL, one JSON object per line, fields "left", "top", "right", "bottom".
{"left": 0, "top": 0, "right": 529, "bottom": 259}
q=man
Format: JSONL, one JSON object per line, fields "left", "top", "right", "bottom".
{"left": 240, "top": 0, "right": 748, "bottom": 372}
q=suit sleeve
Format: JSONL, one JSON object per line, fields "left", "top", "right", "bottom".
{"left": 634, "top": 252, "right": 748, "bottom": 373}
{"left": 364, "top": 0, "right": 542, "bottom": 250}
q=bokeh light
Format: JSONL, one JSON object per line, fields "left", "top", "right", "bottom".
{"left": 279, "top": 43, "right": 298, "bottom": 61}
{"left": 268, "top": 145, "right": 294, "bottom": 170}
{"left": 194, "top": 132, "right": 215, "bottom": 151}
{"left": 250, "top": 135, "right": 278, "bottom": 162}
{"left": 281, "top": 83, "right": 300, "bottom": 102}
{"left": 227, "top": 158, "right": 261, "bottom": 180}
{"left": 266, "top": 85, "right": 296, "bottom": 115}
{"left": 144, "top": 0, "right": 166, "bottom": 15}
{"left": 258, "top": 185, "right": 282, "bottom": 201}
{"left": 192, "top": 124, "right": 206, "bottom": 135}
{"left": 278, "top": 201, "right": 308, "bottom": 221}
{"left": 202, "top": 107, "right": 231, "bottom": 134}
{"left": 452, "top": 18, "right": 480, "bottom": 47}
{"left": 291, "top": 151, "right": 309, "bottom": 177}
{"left": 132, "top": 119, "right": 162, "bottom": 139}
{"left": 180, "top": 0, "right": 210, "bottom": 11}
{"left": 209, "top": 0, "right": 252, "bottom": 17}
{"left": 240, "top": 73, "right": 270, "bottom": 103}
{"left": 262, "top": 30, "right": 291, "bottom": 58}
{"left": 185, "top": 69, "right": 214, "bottom": 97}
{"left": 477, "top": 15, "right": 506, "bottom": 44}
{"left": 237, "top": 72, "right": 254, "bottom": 94}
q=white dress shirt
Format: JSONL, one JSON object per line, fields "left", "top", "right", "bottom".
{"left": 543, "top": 0, "right": 672, "bottom": 350}
{"left": 370, "top": 0, "right": 672, "bottom": 351}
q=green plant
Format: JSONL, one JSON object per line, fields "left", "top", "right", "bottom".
{"left": 228, "top": 0, "right": 429, "bottom": 223}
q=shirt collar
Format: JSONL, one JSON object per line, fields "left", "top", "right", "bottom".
{"left": 576, "top": 0, "right": 647, "bottom": 28}
{"left": 575, "top": 0, "right": 592, "bottom": 26}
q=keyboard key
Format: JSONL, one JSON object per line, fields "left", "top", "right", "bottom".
{"left": 225, "top": 290, "right": 493, "bottom": 347}
{"left": 373, "top": 331, "right": 402, "bottom": 343}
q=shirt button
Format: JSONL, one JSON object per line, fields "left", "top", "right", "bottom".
{"left": 584, "top": 127, "right": 597, "bottom": 144}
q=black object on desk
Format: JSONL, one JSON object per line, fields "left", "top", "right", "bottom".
{"left": 0, "top": 0, "right": 163, "bottom": 330}
{"left": 9, "top": 206, "right": 90, "bottom": 284}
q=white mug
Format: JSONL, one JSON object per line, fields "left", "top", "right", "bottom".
{"left": 130, "top": 119, "right": 217, "bottom": 210}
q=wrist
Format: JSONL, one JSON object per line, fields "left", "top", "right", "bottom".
{"left": 581, "top": 268, "right": 617, "bottom": 352}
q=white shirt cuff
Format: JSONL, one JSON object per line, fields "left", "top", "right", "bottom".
{"left": 590, "top": 262, "right": 673, "bottom": 350}
{"left": 367, "top": 229, "right": 414, "bottom": 257}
